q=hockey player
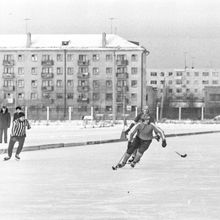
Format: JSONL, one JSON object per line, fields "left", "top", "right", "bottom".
{"left": 116, "top": 116, "right": 166, "bottom": 169}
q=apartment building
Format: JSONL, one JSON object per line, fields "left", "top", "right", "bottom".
{"left": 0, "top": 33, "right": 147, "bottom": 118}
{"left": 147, "top": 68, "right": 220, "bottom": 118}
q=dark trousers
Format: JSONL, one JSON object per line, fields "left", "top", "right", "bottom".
{"left": 7, "top": 136, "right": 25, "bottom": 158}
{"left": 0, "top": 128, "right": 8, "bottom": 143}
{"left": 127, "top": 136, "right": 152, "bottom": 155}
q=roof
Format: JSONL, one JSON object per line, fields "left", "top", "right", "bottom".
{"left": 0, "top": 34, "right": 144, "bottom": 51}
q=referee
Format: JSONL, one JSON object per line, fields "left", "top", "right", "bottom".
{"left": 4, "top": 112, "right": 31, "bottom": 161}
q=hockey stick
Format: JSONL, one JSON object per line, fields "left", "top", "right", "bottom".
{"left": 112, "top": 151, "right": 128, "bottom": 170}
{"left": 175, "top": 151, "right": 187, "bottom": 158}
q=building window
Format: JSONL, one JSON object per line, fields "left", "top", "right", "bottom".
{"left": 202, "top": 80, "right": 209, "bottom": 85}
{"left": 18, "top": 80, "right": 24, "bottom": 88}
{"left": 31, "top": 67, "right": 37, "bottom": 75}
{"left": 187, "top": 72, "right": 190, "bottom": 76}
{"left": 150, "top": 80, "right": 157, "bottom": 85}
{"left": 67, "top": 93, "right": 74, "bottom": 99}
{"left": 131, "top": 93, "right": 137, "bottom": 100}
{"left": 67, "top": 54, "right": 74, "bottom": 61}
{"left": 194, "top": 80, "right": 198, "bottom": 85}
{"left": 4, "top": 54, "right": 14, "bottom": 60}
{"left": 93, "top": 67, "right": 99, "bottom": 75}
{"left": 106, "top": 80, "right": 112, "bottom": 88}
{"left": 160, "top": 72, "right": 165, "bottom": 77}
{"left": 212, "top": 72, "right": 219, "bottom": 77}
{"left": 131, "top": 67, "right": 138, "bottom": 75}
{"left": 93, "top": 80, "right": 99, "bottom": 88}
{"left": 93, "top": 93, "right": 99, "bottom": 100}
{"left": 150, "top": 72, "right": 157, "bottom": 76}
{"left": 31, "top": 93, "right": 37, "bottom": 100}
{"left": 176, "top": 79, "right": 182, "bottom": 85}
{"left": 210, "top": 94, "right": 220, "bottom": 101}
{"left": 202, "top": 72, "right": 209, "bottom": 76}
{"left": 160, "top": 80, "right": 164, "bottom": 85}
{"left": 105, "top": 106, "right": 112, "bottom": 111}
{"left": 18, "top": 67, "right": 24, "bottom": 75}
{"left": 4, "top": 67, "right": 14, "bottom": 74}
{"left": 42, "top": 67, "right": 53, "bottom": 73}
{"left": 176, "top": 71, "right": 183, "bottom": 76}
{"left": 131, "top": 80, "right": 137, "bottom": 88}
{"left": 67, "top": 67, "right": 74, "bottom": 75}
{"left": 42, "top": 80, "right": 53, "bottom": 87}
{"left": 168, "top": 89, "right": 172, "bottom": 93}
{"left": 168, "top": 80, "right": 172, "bottom": 85}
{"left": 56, "top": 93, "right": 63, "bottom": 99}
{"left": 92, "top": 54, "right": 100, "bottom": 61}
{"left": 106, "top": 93, "right": 112, "bottom": 101}
{"left": 106, "top": 54, "right": 112, "bottom": 61}
{"left": 186, "top": 80, "right": 190, "bottom": 84}
{"left": 42, "top": 55, "right": 52, "bottom": 61}
{"left": 194, "top": 72, "right": 199, "bottom": 76}
{"left": 79, "top": 55, "right": 87, "bottom": 61}
{"left": 18, "top": 93, "right": 24, "bottom": 100}
{"left": 106, "top": 67, "right": 112, "bottom": 75}
{"left": 131, "top": 54, "right": 138, "bottom": 61}
{"left": 57, "top": 67, "right": 63, "bottom": 75}
{"left": 4, "top": 80, "right": 14, "bottom": 87}
{"left": 195, "top": 89, "right": 198, "bottom": 93}
{"left": 31, "top": 80, "right": 37, "bottom": 88}
{"left": 57, "top": 54, "right": 63, "bottom": 62}
{"left": 212, "top": 80, "right": 218, "bottom": 85}
{"left": 168, "top": 72, "right": 173, "bottom": 76}
{"left": 176, "top": 88, "right": 182, "bottom": 93}
{"left": 18, "top": 54, "right": 24, "bottom": 62}
{"left": 67, "top": 80, "right": 73, "bottom": 87}
{"left": 56, "top": 80, "right": 63, "bottom": 87}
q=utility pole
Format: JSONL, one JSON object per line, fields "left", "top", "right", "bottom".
{"left": 24, "top": 18, "right": 31, "bottom": 33}
{"left": 64, "top": 49, "right": 67, "bottom": 119}
{"left": 109, "top": 17, "right": 116, "bottom": 34}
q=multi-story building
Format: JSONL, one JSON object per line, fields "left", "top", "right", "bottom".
{"left": 0, "top": 33, "right": 148, "bottom": 119}
{"left": 147, "top": 68, "right": 220, "bottom": 119}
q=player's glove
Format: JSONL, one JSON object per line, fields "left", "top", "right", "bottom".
{"left": 155, "top": 134, "right": 160, "bottom": 142}
{"left": 124, "top": 129, "right": 130, "bottom": 136}
{"left": 162, "top": 139, "right": 167, "bottom": 148}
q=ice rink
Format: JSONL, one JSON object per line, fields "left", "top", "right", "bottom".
{"left": 0, "top": 133, "right": 220, "bottom": 220}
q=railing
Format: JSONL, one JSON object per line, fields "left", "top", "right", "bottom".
{"left": 77, "top": 98, "right": 89, "bottom": 103}
{"left": 77, "top": 85, "right": 90, "bottom": 92}
{"left": 116, "top": 86, "right": 129, "bottom": 92}
{"left": 116, "top": 72, "right": 128, "bottom": 78}
{"left": 3, "top": 86, "right": 15, "bottom": 91}
{"left": 41, "top": 73, "right": 54, "bottom": 78}
{"left": 42, "top": 86, "right": 54, "bottom": 91}
{"left": 3, "top": 60, "right": 15, "bottom": 66}
{"left": 2, "top": 73, "right": 15, "bottom": 78}
{"left": 41, "top": 60, "right": 54, "bottom": 66}
{"left": 77, "top": 72, "right": 90, "bottom": 78}
{"left": 77, "top": 60, "right": 90, "bottom": 66}
{"left": 116, "top": 60, "right": 128, "bottom": 66}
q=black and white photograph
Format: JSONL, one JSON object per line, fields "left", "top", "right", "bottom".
{"left": 0, "top": 0, "right": 220, "bottom": 219}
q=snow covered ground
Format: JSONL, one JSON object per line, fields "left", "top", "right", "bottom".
{"left": 1, "top": 121, "right": 220, "bottom": 149}
{"left": 0, "top": 133, "right": 219, "bottom": 219}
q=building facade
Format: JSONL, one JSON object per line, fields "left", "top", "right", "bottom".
{"left": 0, "top": 33, "right": 147, "bottom": 119}
{"left": 147, "top": 68, "right": 220, "bottom": 119}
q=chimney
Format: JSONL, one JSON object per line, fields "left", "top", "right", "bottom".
{"left": 26, "top": 32, "right": 31, "bottom": 48}
{"left": 102, "top": 32, "right": 106, "bottom": 47}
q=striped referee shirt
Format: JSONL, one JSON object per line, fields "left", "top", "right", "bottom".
{"left": 11, "top": 119, "right": 31, "bottom": 137}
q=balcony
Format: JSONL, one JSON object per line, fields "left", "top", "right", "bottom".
{"left": 2, "top": 73, "right": 15, "bottom": 79}
{"left": 3, "top": 60, "right": 15, "bottom": 66}
{"left": 78, "top": 60, "right": 90, "bottom": 66}
{"left": 116, "top": 72, "right": 128, "bottom": 78}
{"left": 77, "top": 97, "right": 89, "bottom": 103}
{"left": 42, "top": 86, "right": 54, "bottom": 91}
{"left": 77, "top": 72, "right": 90, "bottom": 78}
{"left": 3, "top": 86, "right": 15, "bottom": 91}
{"left": 41, "top": 72, "right": 54, "bottom": 79}
{"left": 41, "top": 60, "right": 54, "bottom": 66}
{"left": 77, "top": 85, "right": 90, "bottom": 92}
{"left": 116, "top": 60, "right": 128, "bottom": 66}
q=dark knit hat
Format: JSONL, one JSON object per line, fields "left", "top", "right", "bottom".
{"left": 18, "top": 112, "right": 25, "bottom": 118}
{"left": 16, "top": 106, "right": 22, "bottom": 110}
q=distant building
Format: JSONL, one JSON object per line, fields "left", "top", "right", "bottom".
{"left": 147, "top": 68, "right": 220, "bottom": 119}
{"left": 0, "top": 33, "right": 148, "bottom": 119}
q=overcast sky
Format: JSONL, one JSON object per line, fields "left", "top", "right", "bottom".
{"left": 1, "top": 0, "right": 220, "bottom": 68}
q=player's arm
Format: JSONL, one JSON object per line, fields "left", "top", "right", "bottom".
{"left": 128, "top": 123, "right": 140, "bottom": 142}
{"left": 125, "top": 113, "right": 141, "bottom": 135}
{"left": 150, "top": 123, "right": 167, "bottom": 147}
{"left": 25, "top": 119, "right": 31, "bottom": 129}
